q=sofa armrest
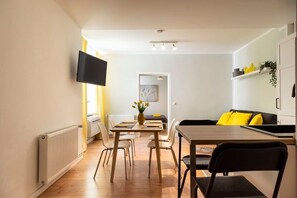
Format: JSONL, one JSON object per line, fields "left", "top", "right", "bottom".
{"left": 180, "top": 120, "right": 217, "bottom": 126}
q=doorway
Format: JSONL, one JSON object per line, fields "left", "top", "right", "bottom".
{"left": 137, "top": 72, "right": 171, "bottom": 127}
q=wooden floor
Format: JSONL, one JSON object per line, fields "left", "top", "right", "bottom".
{"left": 39, "top": 133, "right": 205, "bottom": 198}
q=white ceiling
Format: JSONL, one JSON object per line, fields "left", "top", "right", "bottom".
{"left": 55, "top": 0, "right": 296, "bottom": 54}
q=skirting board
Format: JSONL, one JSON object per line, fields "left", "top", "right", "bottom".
{"left": 28, "top": 155, "right": 83, "bottom": 198}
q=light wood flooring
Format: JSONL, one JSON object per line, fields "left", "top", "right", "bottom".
{"left": 39, "top": 133, "right": 205, "bottom": 198}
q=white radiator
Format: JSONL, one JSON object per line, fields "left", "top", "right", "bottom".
{"left": 87, "top": 115, "right": 100, "bottom": 138}
{"left": 39, "top": 125, "right": 78, "bottom": 185}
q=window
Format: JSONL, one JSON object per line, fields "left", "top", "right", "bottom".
{"left": 86, "top": 46, "right": 100, "bottom": 116}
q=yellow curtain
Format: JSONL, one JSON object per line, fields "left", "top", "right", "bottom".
{"left": 96, "top": 51, "right": 106, "bottom": 127}
{"left": 81, "top": 37, "right": 88, "bottom": 151}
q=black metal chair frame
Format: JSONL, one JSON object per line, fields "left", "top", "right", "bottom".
{"left": 194, "top": 141, "right": 288, "bottom": 198}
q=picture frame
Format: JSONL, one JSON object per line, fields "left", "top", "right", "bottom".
{"left": 139, "top": 85, "right": 158, "bottom": 102}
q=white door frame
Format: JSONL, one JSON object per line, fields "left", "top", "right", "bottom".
{"left": 137, "top": 72, "right": 171, "bottom": 127}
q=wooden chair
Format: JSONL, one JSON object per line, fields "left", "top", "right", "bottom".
{"left": 109, "top": 120, "right": 137, "bottom": 159}
{"left": 194, "top": 141, "right": 288, "bottom": 198}
{"left": 148, "top": 118, "right": 176, "bottom": 141}
{"left": 93, "top": 122, "right": 132, "bottom": 180}
{"left": 147, "top": 121, "right": 180, "bottom": 178}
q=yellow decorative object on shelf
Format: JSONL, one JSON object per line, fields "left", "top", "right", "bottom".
{"left": 243, "top": 66, "right": 248, "bottom": 74}
{"left": 243, "top": 63, "right": 256, "bottom": 74}
{"left": 249, "top": 63, "right": 256, "bottom": 72}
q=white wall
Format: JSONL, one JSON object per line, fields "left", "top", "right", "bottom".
{"left": 139, "top": 75, "right": 168, "bottom": 116}
{"left": 0, "top": 0, "right": 81, "bottom": 197}
{"left": 104, "top": 54, "right": 232, "bottom": 122}
{"left": 233, "top": 29, "right": 286, "bottom": 113}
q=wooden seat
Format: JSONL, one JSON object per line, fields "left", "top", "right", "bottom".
{"left": 110, "top": 120, "right": 137, "bottom": 159}
{"left": 147, "top": 121, "right": 179, "bottom": 178}
{"left": 93, "top": 122, "right": 132, "bottom": 180}
{"left": 148, "top": 118, "right": 176, "bottom": 141}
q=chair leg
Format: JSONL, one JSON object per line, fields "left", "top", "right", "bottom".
{"left": 195, "top": 184, "right": 199, "bottom": 198}
{"left": 131, "top": 145, "right": 134, "bottom": 165}
{"left": 170, "top": 147, "right": 178, "bottom": 167}
{"left": 130, "top": 140, "right": 134, "bottom": 157}
{"left": 127, "top": 148, "right": 131, "bottom": 166}
{"left": 180, "top": 168, "right": 190, "bottom": 195}
{"left": 123, "top": 149, "right": 127, "bottom": 180}
{"left": 130, "top": 140, "right": 135, "bottom": 165}
{"left": 93, "top": 149, "right": 107, "bottom": 179}
{"left": 132, "top": 139, "right": 136, "bottom": 156}
{"left": 106, "top": 150, "right": 113, "bottom": 165}
{"left": 148, "top": 147, "right": 152, "bottom": 178}
{"left": 103, "top": 149, "right": 109, "bottom": 166}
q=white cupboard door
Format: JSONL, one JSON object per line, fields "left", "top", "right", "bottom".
{"left": 278, "top": 66, "right": 295, "bottom": 116}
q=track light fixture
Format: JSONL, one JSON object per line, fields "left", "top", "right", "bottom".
{"left": 149, "top": 41, "right": 178, "bottom": 51}
{"left": 172, "top": 44, "right": 177, "bottom": 51}
{"left": 152, "top": 44, "right": 156, "bottom": 50}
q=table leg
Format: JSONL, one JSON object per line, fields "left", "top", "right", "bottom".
{"left": 154, "top": 131, "right": 162, "bottom": 183}
{"left": 110, "top": 132, "right": 120, "bottom": 183}
{"left": 178, "top": 134, "right": 182, "bottom": 198}
{"left": 190, "top": 143, "right": 196, "bottom": 198}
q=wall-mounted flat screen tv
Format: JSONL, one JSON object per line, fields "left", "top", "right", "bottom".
{"left": 76, "top": 51, "right": 107, "bottom": 86}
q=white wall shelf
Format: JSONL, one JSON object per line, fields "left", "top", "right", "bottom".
{"left": 231, "top": 68, "right": 270, "bottom": 80}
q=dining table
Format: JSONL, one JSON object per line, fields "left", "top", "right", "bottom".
{"left": 110, "top": 120, "right": 164, "bottom": 183}
{"left": 176, "top": 125, "right": 296, "bottom": 198}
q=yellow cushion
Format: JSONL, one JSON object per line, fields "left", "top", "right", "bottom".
{"left": 249, "top": 114, "right": 263, "bottom": 125}
{"left": 226, "top": 112, "right": 236, "bottom": 125}
{"left": 216, "top": 112, "right": 233, "bottom": 125}
{"left": 226, "top": 112, "right": 252, "bottom": 125}
{"left": 153, "top": 114, "right": 161, "bottom": 117}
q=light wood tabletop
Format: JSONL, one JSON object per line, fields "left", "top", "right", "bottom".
{"left": 110, "top": 120, "right": 164, "bottom": 183}
{"left": 176, "top": 125, "right": 296, "bottom": 198}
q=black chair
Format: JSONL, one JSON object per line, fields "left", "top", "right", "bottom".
{"left": 179, "top": 120, "right": 213, "bottom": 196}
{"left": 180, "top": 154, "right": 211, "bottom": 194}
{"left": 194, "top": 141, "right": 288, "bottom": 198}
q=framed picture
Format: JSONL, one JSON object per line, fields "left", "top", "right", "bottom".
{"left": 139, "top": 85, "right": 158, "bottom": 102}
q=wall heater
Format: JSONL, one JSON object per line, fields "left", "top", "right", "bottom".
{"left": 39, "top": 125, "right": 78, "bottom": 185}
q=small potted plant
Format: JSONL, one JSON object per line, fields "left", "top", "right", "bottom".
{"left": 132, "top": 100, "right": 149, "bottom": 125}
{"left": 259, "top": 61, "right": 277, "bottom": 87}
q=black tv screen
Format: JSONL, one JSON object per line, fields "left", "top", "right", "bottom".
{"left": 76, "top": 51, "right": 107, "bottom": 86}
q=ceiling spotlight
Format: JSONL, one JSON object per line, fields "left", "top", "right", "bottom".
{"left": 161, "top": 43, "right": 166, "bottom": 50}
{"left": 157, "top": 76, "right": 164, "bottom": 80}
{"left": 172, "top": 44, "right": 177, "bottom": 51}
{"left": 152, "top": 44, "right": 156, "bottom": 50}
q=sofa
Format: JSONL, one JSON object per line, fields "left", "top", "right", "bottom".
{"left": 179, "top": 109, "right": 278, "bottom": 155}
{"left": 180, "top": 109, "right": 277, "bottom": 126}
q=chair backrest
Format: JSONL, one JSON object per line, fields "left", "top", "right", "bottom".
{"left": 97, "top": 122, "right": 111, "bottom": 147}
{"left": 166, "top": 118, "right": 176, "bottom": 136}
{"left": 168, "top": 121, "right": 180, "bottom": 146}
{"left": 208, "top": 141, "right": 288, "bottom": 198}
{"left": 109, "top": 120, "right": 116, "bottom": 129}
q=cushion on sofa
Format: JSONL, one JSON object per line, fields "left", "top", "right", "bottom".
{"left": 216, "top": 112, "right": 233, "bottom": 125}
{"left": 249, "top": 114, "right": 263, "bottom": 125}
{"left": 230, "top": 109, "right": 277, "bottom": 124}
{"left": 226, "top": 112, "right": 253, "bottom": 125}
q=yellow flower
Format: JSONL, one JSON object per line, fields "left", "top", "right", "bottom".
{"left": 132, "top": 100, "right": 149, "bottom": 113}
